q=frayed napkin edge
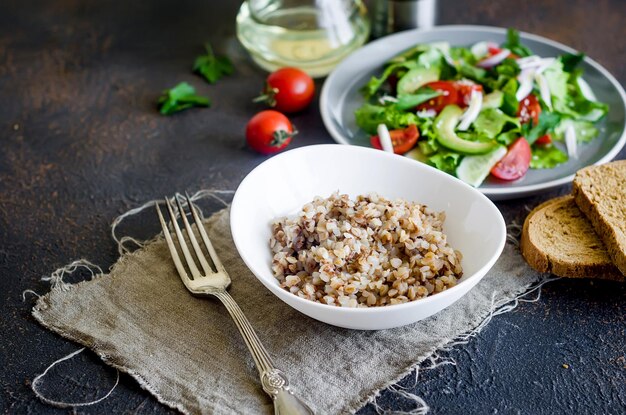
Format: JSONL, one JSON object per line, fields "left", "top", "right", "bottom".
{"left": 27, "top": 191, "right": 553, "bottom": 415}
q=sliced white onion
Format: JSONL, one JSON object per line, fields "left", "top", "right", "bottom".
{"left": 470, "top": 41, "right": 498, "bottom": 59}
{"left": 416, "top": 109, "right": 437, "bottom": 118}
{"left": 378, "top": 95, "right": 399, "bottom": 105}
{"left": 377, "top": 124, "right": 394, "bottom": 153}
{"left": 516, "top": 68, "right": 535, "bottom": 101}
{"left": 516, "top": 55, "right": 540, "bottom": 64}
{"left": 577, "top": 77, "right": 598, "bottom": 101}
{"left": 565, "top": 123, "right": 577, "bottom": 159}
{"left": 442, "top": 52, "right": 456, "bottom": 67}
{"left": 534, "top": 57, "right": 556, "bottom": 75}
{"left": 516, "top": 55, "right": 542, "bottom": 69}
{"left": 457, "top": 91, "right": 483, "bottom": 131}
{"left": 535, "top": 72, "right": 552, "bottom": 111}
{"left": 476, "top": 48, "right": 511, "bottom": 68}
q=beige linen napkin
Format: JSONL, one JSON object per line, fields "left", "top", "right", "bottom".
{"left": 33, "top": 208, "right": 541, "bottom": 414}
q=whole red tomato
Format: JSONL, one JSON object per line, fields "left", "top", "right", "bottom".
{"left": 255, "top": 67, "right": 315, "bottom": 113}
{"left": 245, "top": 110, "right": 296, "bottom": 154}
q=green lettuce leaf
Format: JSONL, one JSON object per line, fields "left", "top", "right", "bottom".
{"left": 500, "top": 78, "right": 520, "bottom": 116}
{"left": 427, "top": 151, "right": 462, "bottom": 175}
{"left": 417, "top": 133, "right": 439, "bottom": 156}
{"left": 554, "top": 119, "right": 599, "bottom": 143}
{"left": 354, "top": 104, "right": 419, "bottom": 135}
{"left": 473, "top": 108, "right": 520, "bottom": 139}
{"left": 415, "top": 46, "right": 456, "bottom": 80}
{"left": 530, "top": 144, "right": 568, "bottom": 169}
{"left": 496, "top": 130, "right": 520, "bottom": 146}
{"left": 567, "top": 70, "right": 609, "bottom": 121}
{"left": 415, "top": 115, "right": 435, "bottom": 138}
{"left": 361, "top": 63, "right": 402, "bottom": 99}
{"left": 545, "top": 62, "right": 608, "bottom": 122}
{"left": 543, "top": 60, "right": 569, "bottom": 109}
{"left": 449, "top": 46, "right": 478, "bottom": 65}
{"left": 458, "top": 62, "right": 488, "bottom": 83}
{"left": 390, "top": 43, "right": 440, "bottom": 64}
{"left": 481, "top": 58, "right": 521, "bottom": 91}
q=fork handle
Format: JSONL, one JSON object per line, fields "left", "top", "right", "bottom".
{"left": 214, "top": 291, "right": 314, "bottom": 415}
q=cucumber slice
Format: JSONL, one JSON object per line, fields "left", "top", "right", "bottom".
{"left": 456, "top": 146, "right": 507, "bottom": 187}
{"left": 434, "top": 105, "right": 499, "bottom": 154}
{"left": 397, "top": 67, "right": 439, "bottom": 95}
{"left": 482, "top": 90, "right": 504, "bottom": 109}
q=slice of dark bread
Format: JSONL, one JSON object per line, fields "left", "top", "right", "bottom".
{"left": 520, "top": 196, "right": 624, "bottom": 281}
{"left": 573, "top": 160, "right": 626, "bottom": 275}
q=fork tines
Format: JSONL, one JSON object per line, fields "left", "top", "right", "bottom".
{"left": 155, "top": 194, "right": 223, "bottom": 281}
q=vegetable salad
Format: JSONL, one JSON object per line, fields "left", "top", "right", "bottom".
{"left": 355, "top": 28, "right": 608, "bottom": 186}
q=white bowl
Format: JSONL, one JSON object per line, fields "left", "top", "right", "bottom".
{"left": 230, "top": 144, "right": 506, "bottom": 330}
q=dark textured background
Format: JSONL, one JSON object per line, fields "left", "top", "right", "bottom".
{"left": 1, "top": 0, "right": 625, "bottom": 413}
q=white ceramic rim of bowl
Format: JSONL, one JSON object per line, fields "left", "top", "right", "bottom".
{"left": 230, "top": 144, "right": 507, "bottom": 316}
{"left": 320, "top": 24, "right": 626, "bottom": 198}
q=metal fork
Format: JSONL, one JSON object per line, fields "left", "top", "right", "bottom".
{"left": 156, "top": 194, "right": 313, "bottom": 415}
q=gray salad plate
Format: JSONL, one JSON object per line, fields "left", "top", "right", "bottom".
{"left": 320, "top": 25, "right": 626, "bottom": 200}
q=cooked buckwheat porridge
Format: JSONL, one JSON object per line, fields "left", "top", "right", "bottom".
{"left": 270, "top": 192, "right": 463, "bottom": 307}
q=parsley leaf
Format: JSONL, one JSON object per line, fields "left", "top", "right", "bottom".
{"left": 193, "top": 43, "right": 234, "bottom": 84}
{"left": 158, "top": 82, "right": 210, "bottom": 115}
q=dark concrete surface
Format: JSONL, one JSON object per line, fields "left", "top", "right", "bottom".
{"left": 0, "top": 0, "right": 624, "bottom": 413}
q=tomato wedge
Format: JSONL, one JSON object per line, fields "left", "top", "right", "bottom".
{"left": 490, "top": 137, "right": 531, "bottom": 180}
{"left": 416, "top": 81, "right": 458, "bottom": 113}
{"left": 370, "top": 124, "right": 419, "bottom": 154}
{"left": 455, "top": 82, "right": 483, "bottom": 107}
{"left": 535, "top": 134, "right": 552, "bottom": 145}
{"left": 517, "top": 94, "right": 541, "bottom": 125}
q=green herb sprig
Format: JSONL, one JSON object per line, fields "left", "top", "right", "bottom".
{"left": 193, "top": 43, "right": 234, "bottom": 84}
{"left": 157, "top": 82, "right": 210, "bottom": 115}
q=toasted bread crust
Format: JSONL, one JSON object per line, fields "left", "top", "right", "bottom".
{"left": 521, "top": 196, "right": 624, "bottom": 281}
{"left": 573, "top": 161, "right": 626, "bottom": 275}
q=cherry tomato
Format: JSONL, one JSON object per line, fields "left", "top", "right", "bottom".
{"left": 517, "top": 94, "right": 541, "bottom": 125}
{"left": 370, "top": 124, "right": 419, "bottom": 154}
{"left": 416, "top": 81, "right": 458, "bottom": 113}
{"left": 245, "top": 110, "right": 296, "bottom": 154}
{"left": 490, "top": 137, "right": 531, "bottom": 181}
{"left": 255, "top": 67, "right": 315, "bottom": 113}
{"left": 455, "top": 82, "right": 483, "bottom": 107}
{"left": 535, "top": 134, "right": 552, "bottom": 145}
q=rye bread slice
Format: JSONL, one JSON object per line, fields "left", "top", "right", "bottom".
{"left": 573, "top": 160, "right": 626, "bottom": 275}
{"left": 520, "top": 196, "right": 624, "bottom": 281}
